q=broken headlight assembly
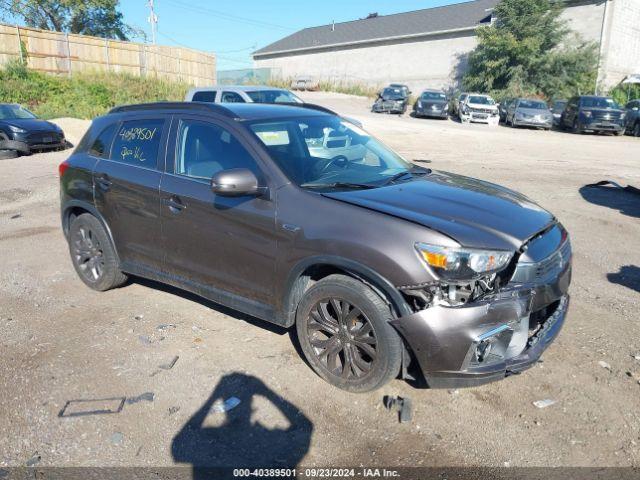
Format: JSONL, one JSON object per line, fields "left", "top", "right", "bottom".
{"left": 402, "top": 243, "right": 515, "bottom": 310}
{"left": 415, "top": 243, "right": 513, "bottom": 282}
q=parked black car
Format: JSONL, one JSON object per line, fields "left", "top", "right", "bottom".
{"left": 372, "top": 86, "right": 409, "bottom": 114}
{"left": 413, "top": 90, "right": 449, "bottom": 119}
{"left": 60, "top": 102, "right": 571, "bottom": 392}
{"left": 550, "top": 100, "right": 567, "bottom": 127}
{"left": 560, "top": 96, "right": 626, "bottom": 135}
{"left": 623, "top": 99, "right": 640, "bottom": 137}
{"left": 0, "top": 103, "right": 66, "bottom": 154}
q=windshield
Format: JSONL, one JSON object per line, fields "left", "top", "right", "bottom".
{"left": 519, "top": 100, "right": 548, "bottom": 110}
{"left": 553, "top": 101, "right": 567, "bottom": 110}
{"left": 468, "top": 96, "right": 495, "bottom": 105}
{"left": 246, "top": 90, "right": 303, "bottom": 104}
{"left": 0, "top": 104, "right": 37, "bottom": 120}
{"left": 249, "top": 116, "right": 420, "bottom": 189}
{"left": 421, "top": 91, "right": 446, "bottom": 101}
{"left": 580, "top": 97, "right": 620, "bottom": 109}
{"left": 382, "top": 88, "right": 404, "bottom": 98}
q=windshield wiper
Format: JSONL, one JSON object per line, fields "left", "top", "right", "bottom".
{"left": 382, "top": 166, "right": 432, "bottom": 186}
{"left": 300, "top": 182, "right": 377, "bottom": 190}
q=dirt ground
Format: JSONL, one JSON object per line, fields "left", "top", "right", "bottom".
{"left": 1, "top": 92, "right": 639, "bottom": 470}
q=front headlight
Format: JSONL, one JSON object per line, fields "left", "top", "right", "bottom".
{"left": 417, "top": 101, "right": 423, "bottom": 108}
{"left": 620, "top": 112, "right": 626, "bottom": 120}
{"left": 415, "top": 242, "right": 513, "bottom": 281}
{"left": 8, "top": 125, "right": 27, "bottom": 133}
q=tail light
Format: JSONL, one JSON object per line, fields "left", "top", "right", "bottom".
{"left": 58, "top": 160, "right": 70, "bottom": 178}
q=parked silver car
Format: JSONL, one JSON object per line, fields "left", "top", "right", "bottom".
{"left": 505, "top": 98, "right": 553, "bottom": 130}
{"left": 185, "top": 85, "right": 303, "bottom": 104}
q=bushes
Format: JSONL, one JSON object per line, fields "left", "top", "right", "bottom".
{"left": 0, "top": 62, "right": 191, "bottom": 119}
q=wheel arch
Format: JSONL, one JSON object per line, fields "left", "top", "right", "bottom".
{"left": 280, "top": 256, "right": 412, "bottom": 328}
{"left": 62, "top": 200, "right": 121, "bottom": 264}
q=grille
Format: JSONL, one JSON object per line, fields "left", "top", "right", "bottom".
{"left": 592, "top": 111, "right": 621, "bottom": 122}
{"left": 512, "top": 240, "right": 572, "bottom": 283}
{"left": 27, "top": 131, "right": 62, "bottom": 143}
{"left": 471, "top": 107, "right": 494, "bottom": 114}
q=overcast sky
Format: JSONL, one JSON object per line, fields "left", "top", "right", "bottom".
{"left": 119, "top": 0, "right": 469, "bottom": 71}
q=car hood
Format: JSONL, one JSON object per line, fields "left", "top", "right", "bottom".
{"left": 1, "top": 118, "right": 60, "bottom": 131}
{"left": 380, "top": 95, "right": 406, "bottom": 101}
{"left": 517, "top": 107, "right": 552, "bottom": 116}
{"left": 321, "top": 171, "right": 555, "bottom": 250}
{"left": 467, "top": 102, "right": 498, "bottom": 111}
{"left": 419, "top": 99, "right": 447, "bottom": 105}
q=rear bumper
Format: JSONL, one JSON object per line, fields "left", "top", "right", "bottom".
{"left": 391, "top": 263, "right": 571, "bottom": 389}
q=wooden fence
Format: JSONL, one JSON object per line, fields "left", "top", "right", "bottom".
{"left": 0, "top": 23, "right": 216, "bottom": 86}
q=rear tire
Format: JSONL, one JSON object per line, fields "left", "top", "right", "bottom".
{"left": 68, "top": 213, "right": 128, "bottom": 291}
{"left": 634, "top": 122, "right": 640, "bottom": 137}
{"left": 295, "top": 274, "right": 402, "bottom": 393}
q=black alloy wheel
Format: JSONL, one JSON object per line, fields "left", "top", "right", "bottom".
{"left": 295, "top": 274, "right": 402, "bottom": 392}
{"left": 72, "top": 224, "right": 105, "bottom": 283}
{"left": 307, "top": 297, "right": 378, "bottom": 380}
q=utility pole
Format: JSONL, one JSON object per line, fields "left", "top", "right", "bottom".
{"left": 147, "top": 0, "right": 158, "bottom": 45}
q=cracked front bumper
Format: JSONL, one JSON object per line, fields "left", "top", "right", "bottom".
{"left": 391, "top": 263, "right": 571, "bottom": 388}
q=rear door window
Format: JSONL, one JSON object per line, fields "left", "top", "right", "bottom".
{"left": 110, "top": 119, "right": 165, "bottom": 169}
{"left": 220, "top": 91, "right": 246, "bottom": 103}
{"left": 192, "top": 91, "right": 217, "bottom": 102}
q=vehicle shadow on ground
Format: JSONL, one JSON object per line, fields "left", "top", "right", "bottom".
{"left": 607, "top": 265, "right": 640, "bottom": 293}
{"left": 579, "top": 184, "right": 640, "bottom": 219}
{"left": 171, "top": 372, "right": 313, "bottom": 477}
{"left": 131, "top": 277, "right": 288, "bottom": 335}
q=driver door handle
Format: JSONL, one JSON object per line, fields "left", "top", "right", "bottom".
{"left": 163, "top": 196, "right": 186, "bottom": 214}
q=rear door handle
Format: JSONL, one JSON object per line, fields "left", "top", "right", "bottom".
{"left": 95, "top": 174, "right": 112, "bottom": 191}
{"left": 163, "top": 196, "right": 186, "bottom": 214}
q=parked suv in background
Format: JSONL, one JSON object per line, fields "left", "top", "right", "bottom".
{"left": 505, "top": 98, "right": 553, "bottom": 130}
{"left": 624, "top": 99, "right": 640, "bottom": 137}
{"left": 186, "top": 86, "right": 303, "bottom": 104}
{"left": 458, "top": 94, "right": 500, "bottom": 125}
{"left": 60, "top": 102, "right": 571, "bottom": 392}
{"left": 560, "top": 96, "right": 625, "bottom": 135}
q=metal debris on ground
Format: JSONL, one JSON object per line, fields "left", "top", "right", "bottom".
{"left": 168, "top": 406, "right": 180, "bottom": 415}
{"left": 533, "top": 399, "right": 557, "bottom": 409}
{"left": 10, "top": 213, "right": 21, "bottom": 219}
{"left": 125, "top": 392, "right": 155, "bottom": 405}
{"left": 383, "top": 395, "right": 413, "bottom": 423}
{"left": 58, "top": 397, "right": 126, "bottom": 418}
{"left": 25, "top": 452, "right": 41, "bottom": 467}
{"left": 598, "top": 360, "right": 612, "bottom": 371}
{"left": 156, "top": 324, "right": 176, "bottom": 331}
{"left": 212, "top": 397, "right": 241, "bottom": 413}
{"left": 159, "top": 355, "right": 179, "bottom": 370}
{"left": 134, "top": 315, "right": 144, "bottom": 321}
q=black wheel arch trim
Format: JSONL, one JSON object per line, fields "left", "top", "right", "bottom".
{"left": 61, "top": 200, "right": 121, "bottom": 265}
{"left": 280, "top": 255, "right": 412, "bottom": 327}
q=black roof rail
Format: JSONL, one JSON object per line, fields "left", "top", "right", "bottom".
{"left": 108, "top": 102, "right": 235, "bottom": 117}
{"left": 276, "top": 102, "right": 337, "bottom": 115}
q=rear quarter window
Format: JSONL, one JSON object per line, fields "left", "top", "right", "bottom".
{"left": 110, "top": 119, "right": 164, "bottom": 169}
{"left": 88, "top": 124, "right": 117, "bottom": 158}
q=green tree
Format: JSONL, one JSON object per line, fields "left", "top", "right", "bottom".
{"left": 0, "top": 0, "right": 136, "bottom": 40}
{"left": 462, "top": 0, "right": 598, "bottom": 100}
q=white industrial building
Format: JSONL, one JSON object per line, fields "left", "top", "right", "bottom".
{"left": 252, "top": 0, "right": 640, "bottom": 93}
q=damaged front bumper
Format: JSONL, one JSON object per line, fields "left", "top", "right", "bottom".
{"left": 391, "top": 261, "right": 571, "bottom": 388}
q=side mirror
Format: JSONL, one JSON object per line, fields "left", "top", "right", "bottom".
{"left": 633, "top": 107, "right": 639, "bottom": 111}
{"left": 211, "top": 168, "right": 264, "bottom": 197}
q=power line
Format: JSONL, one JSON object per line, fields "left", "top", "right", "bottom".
{"left": 163, "top": 0, "right": 294, "bottom": 32}
{"left": 157, "top": 31, "right": 252, "bottom": 65}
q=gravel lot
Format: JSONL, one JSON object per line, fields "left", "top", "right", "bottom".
{"left": 0, "top": 92, "right": 639, "bottom": 470}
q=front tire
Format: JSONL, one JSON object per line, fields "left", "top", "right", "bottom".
{"left": 295, "top": 274, "right": 402, "bottom": 393}
{"left": 68, "top": 213, "right": 128, "bottom": 291}
{"left": 572, "top": 119, "right": 583, "bottom": 134}
{"left": 633, "top": 122, "right": 640, "bottom": 137}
